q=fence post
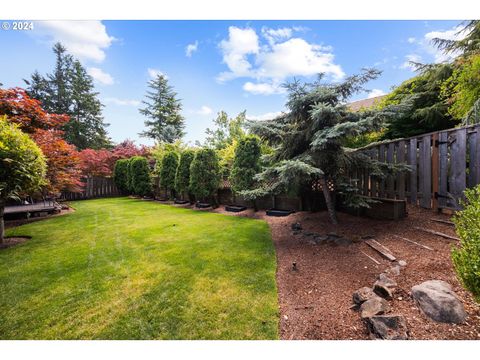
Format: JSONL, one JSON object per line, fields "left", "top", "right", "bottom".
{"left": 432, "top": 133, "right": 439, "bottom": 212}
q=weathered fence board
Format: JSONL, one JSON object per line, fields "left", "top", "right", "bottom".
{"left": 61, "top": 176, "right": 118, "bottom": 200}
{"left": 355, "top": 123, "right": 480, "bottom": 211}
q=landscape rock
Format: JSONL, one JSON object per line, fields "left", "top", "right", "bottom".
{"left": 360, "top": 297, "right": 391, "bottom": 318}
{"left": 333, "top": 237, "right": 353, "bottom": 246}
{"left": 374, "top": 274, "right": 397, "bottom": 299}
{"left": 398, "top": 260, "right": 407, "bottom": 267}
{"left": 291, "top": 223, "right": 302, "bottom": 231}
{"left": 411, "top": 280, "right": 467, "bottom": 324}
{"left": 353, "top": 287, "right": 377, "bottom": 305}
{"left": 386, "top": 265, "right": 401, "bottom": 276}
{"left": 366, "top": 315, "right": 409, "bottom": 340}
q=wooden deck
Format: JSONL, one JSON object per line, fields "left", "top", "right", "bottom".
{"left": 4, "top": 202, "right": 57, "bottom": 215}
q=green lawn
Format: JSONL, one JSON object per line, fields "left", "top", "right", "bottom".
{"left": 0, "top": 198, "right": 278, "bottom": 339}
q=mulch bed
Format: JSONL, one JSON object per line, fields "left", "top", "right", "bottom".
{"left": 213, "top": 204, "right": 480, "bottom": 340}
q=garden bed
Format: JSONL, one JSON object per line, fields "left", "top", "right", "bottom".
{"left": 174, "top": 199, "right": 190, "bottom": 205}
{"left": 266, "top": 208, "right": 295, "bottom": 217}
{"left": 225, "top": 204, "right": 247, "bottom": 213}
{"left": 213, "top": 204, "right": 480, "bottom": 340}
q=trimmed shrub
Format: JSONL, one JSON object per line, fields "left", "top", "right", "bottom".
{"left": 129, "top": 156, "right": 152, "bottom": 197}
{"left": 159, "top": 150, "right": 179, "bottom": 199}
{"left": 452, "top": 185, "right": 480, "bottom": 302}
{"left": 113, "top": 159, "right": 129, "bottom": 194}
{"left": 175, "top": 149, "right": 195, "bottom": 199}
{"left": 230, "top": 135, "right": 261, "bottom": 192}
{"left": 189, "top": 148, "right": 220, "bottom": 202}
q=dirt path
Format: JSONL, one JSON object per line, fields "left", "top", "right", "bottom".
{"left": 213, "top": 205, "right": 480, "bottom": 340}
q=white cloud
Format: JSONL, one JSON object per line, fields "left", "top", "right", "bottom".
{"left": 407, "top": 37, "right": 417, "bottom": 44}
{"left": 367, "top": 89, "right": 386, "bottom": 99}
{"left": 148, "top": 68, "right": 167, "bottom": 79}
{"left": 424, "top": 25, "right": 468, "bottom": 63}
{"left": 34, "top": 21, "right": 115, "bottom": 63}
{"left": 186, "top": 41, "right": 199, "bottom": 57}
{"left": 400, "top": 54, "right": 423, "bottom": 71}
{"left": 197, "top": 105, "right": 213, "bottom": 115}
{"left": 87, "top": 67, "right": 114, "bottom": 85}
{"left": 217, "top": 26, "right": 344, "bottom": 95}
{"left": 104, "top": 97, "right": 140, "bottom": 106}
{"left": 217, "top": 26, "right": 260, "bottom": 82}
{"left": 246, "top": 111, "right": 284, "bottom": 121}
{"left": 243, "top": 81, "right": 284, "bottom": 95}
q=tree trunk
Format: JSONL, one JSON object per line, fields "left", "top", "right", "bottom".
{"left": 0, "top": 199, "right": 5, "bottom": 244}
{"left": 320, "top": 177, "right": 338, "bottom": 224}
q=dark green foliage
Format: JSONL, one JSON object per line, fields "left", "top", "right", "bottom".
{"left": 432, "top": 21, "right": 480, "bottom": 57}
{"left": 139, "top": 74, "right": 185, "bottom": 143}
{"left": 189, "top": 148, "right": 221, "bottom": 202}
{"left": 113, "top": 159, "right": 129, "bottom": 194}
{"left": 244, "top": 69, "right": 409, "bottom": 223}
{"left": 230, "top": 135, "right": 261, "bottom": 193}
{"left": 24, "top": 42, "right": 111, "bottom": 149}
{"left": 128, "top": 156, "right": 152, "bottom": 197}
{"left": 159, "top": 150, "right": 179, "bottom": 198}
{"left": 175, "top": 149, "right": 195, "bottom": 196}
{"left": 452, "top": 185, "right": 480, "bottom": 302}
{"left": 380, "top": 64, "right": 458, "bottom": 139}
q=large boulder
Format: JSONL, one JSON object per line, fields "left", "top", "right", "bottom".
{"left": 353, "top": 287, "right": 377, "bottom": 305}
{"left": 360, "top": 297, "right": 390, "bottom": 318}
{"left": 366, "top": 315, "right": 408, "bottom": 340}
{"left": 411, "top": 280, "right": 467, "bottom": 324}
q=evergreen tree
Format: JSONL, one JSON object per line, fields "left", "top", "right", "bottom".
{"left": 230, "top": 135, "right": 262, "bottom": 210}
{"left": 242, "top": 69, "right": 409, "bottom": 224}
{"left": 175, "top": 149, "right": 195, "bottom": 201}
{"left": 380, "top": 64, "right": 457, "bottom": 139}
{"left": 159, "top": 150, "right": 179, "bottom": 199}
{"left": 129, "top": 156, "right": 152, "bottom": 197}
{"left": 25, "top": 42, "right": 110, "bottom": 150}
{"left": 68, "top": 60, "right": 110, "bottom": 149}
{"left": 139, "top": 74, "right": 185, "bottom": 143}
{"left": 113, "top": 159, "right": 130, "bottom": 194}
{"left": 189, "top": 148, "right": 221, "bottom": 203}
{"left": 432, "top": 21, "right": 480, "bottom": 57}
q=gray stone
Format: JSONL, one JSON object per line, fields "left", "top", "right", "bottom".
{"left": 360, "top": 297, "right": 391, "bottom": 318}
{"left": 353, "top": 287, "right": 377, "bottom": 305}
{"left": 334, "top": 237, "right": 353, "bottom": 246}
{"left": 291, "top": 223, "right": 302, "bottom": 231}
{"left": 313, "top": 235, "right": 329, "bottom": 242}
{"left": 366, "top": 315, "right": 409, "bottom": 340}
{"left": 386, "top": 265, "right": 401, "bottom": 276}
{"left": 398, "top": 260, "right": 407, "bottom": 267}
{"left": 411, "top": 280, "right": 467, "bottom": 324}
{"left": 374, "top": 274, "right": 397, "bottom": 299}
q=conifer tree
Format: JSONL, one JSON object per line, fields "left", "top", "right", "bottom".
{"left": 25, "top": 42, "right": 110, "bottom": 149}
{"left": 159, "top": 150, "right": 179, "bottom": 199}
{"left": 189, "top": 148, "right": 221, "bottom": 204}
{"left": 175, "top": 149, "right": 195, "bottom": 201}
{"left": 242, "top": 69, "right": 409, "bottom": 224}
{"left": 139, "top": 74, "right": 185, "bottom": 143}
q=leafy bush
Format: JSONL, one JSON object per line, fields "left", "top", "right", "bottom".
{"left": 0, "top": 116, "right": 47, "bottom": 242}
{"left": 128, "top": 156, "right": 152, "bottom": 197}
{"left": 159, "top": 150, "right": 179, "bottom": 198}
{"left": 452, "top": 185, "right": 480, "bottom": 302}
{"left": 189, "top": 148, "right": 220, "bottom": 202}
{"left": 175, "top": 149, "right": 195, "bottom": 198}
{"left": 113, "top": 159, "right": 129, "bottom": 194}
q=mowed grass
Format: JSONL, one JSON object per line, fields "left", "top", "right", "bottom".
{"left": 0, "top": 198, "right": 278, "bottom": 339}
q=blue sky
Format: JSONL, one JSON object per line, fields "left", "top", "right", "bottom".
{"left": 0, "top": 20, "right": 464, "bottom": 146}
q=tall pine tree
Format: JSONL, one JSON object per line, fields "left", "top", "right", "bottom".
{"left": 139, "top": 74, "right": 185, "bottom": 143}
{"left": 25, "top": 42, "right": 110, "bottom": 150}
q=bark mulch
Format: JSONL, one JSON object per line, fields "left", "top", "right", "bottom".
{"left": 212, "top": 204, "right": 480, "bottom": 340}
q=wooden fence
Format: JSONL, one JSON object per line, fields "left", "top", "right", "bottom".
{"left": 61, "top": 176, "right": 119, "bottom": 200}
{"left": 354, "top": 123, "right": 480, "bottom": 210}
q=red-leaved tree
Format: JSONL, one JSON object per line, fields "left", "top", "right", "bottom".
{"left": 0, "top": 88, "right": 82, "bottom": 193}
